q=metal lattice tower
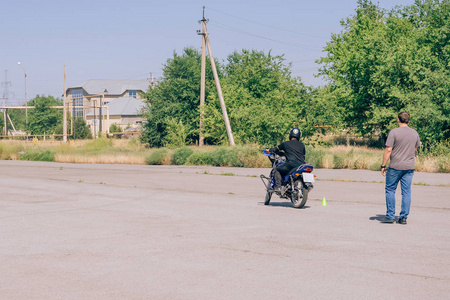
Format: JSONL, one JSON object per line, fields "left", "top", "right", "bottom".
{"left": 1, "top": 70, "right": 14, "bottom": 107}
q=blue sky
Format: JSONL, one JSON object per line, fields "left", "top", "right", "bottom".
{"left": 1, "top": 0, "right": 416, "bottom": 105}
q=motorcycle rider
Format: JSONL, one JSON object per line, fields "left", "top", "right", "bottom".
{"left": 266, "top": 128, "right": 305, "bottom": 192}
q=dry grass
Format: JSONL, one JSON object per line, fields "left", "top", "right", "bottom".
{"left": 54, "top": 153, "right": 147, "bottom": 164}
{"left": 1, "top": 138, "right": 448, "bottom": 173}
{"left": 248, "top": 154, "right": 271, "bottom": 168}
{"left": 308, "top": 145, "right": 383, "bottom": 170}
{"left": 416, "top": 156, "right": 439, "bottom": 173}
{"left": 314, "top": 145, "right": 450, "bottom": 173}
{"left": 416, "top": 155, "right": 450, "bottom": 173}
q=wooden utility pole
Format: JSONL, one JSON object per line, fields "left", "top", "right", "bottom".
{"left": 3, "top": 108, "right": 7, "bottom": 136}
{"left": 205, "top": 33, "right": 235, "bottom": 146}
{"left": 198, "top": 8, "right": 207, "bottom": 146}
{"left": 150, "top": 73, "right": 155, "bottom": 89}
{"left": 63, "top": 65, "right": 67, "bottom": 142}
{"left": 198, "top": 7, "right": 235, "bottom": 146}
{"left": 2, "top": 96, "right": 7, "bottom": 136}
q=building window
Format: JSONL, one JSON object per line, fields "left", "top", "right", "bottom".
{"left": 72, "top": 89, "right": 83, "bottom": 118}
{"left": 129, "top": 90, "right": 137, "bottom": 98}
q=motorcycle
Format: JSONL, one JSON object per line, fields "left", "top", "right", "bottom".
{"left": 260, "top": 149, "right": 315, "bottom": 208}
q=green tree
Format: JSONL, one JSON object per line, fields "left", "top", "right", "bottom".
{"left": 141, "top": 47, "right": 217, "bottom": 147}
{"left": 204, "top": 49, "right": 312, "bottom": 146}
{"left": 0, "top": 113, "right": 4, "bottom": 137}
{"left": 28, "top": 95, "right": 63, "bottom": 136}
{"left": 4, "top": 106, "right": 26, "bottom": 132}
{"left": 73, "top": 118, "right": 92, "bottom": 140}
{"left": 163, "top": 117, "right": 190, "bottom": 148}
{"left": 142, "top": 48, "right": 313, "bottom": 147}
{"left": 302, "top": 85, "right": 346, "bottom": 137}
{"left": 109, "top": 123, "right": 122, "bottom": 133}
{"left": 318, "top": 0, "right": 450, "bottom": 146}
{"left": 55, "top": 116, "right": 92, "bottom": 140}
{"left": 108, "top": 123, "right": 123, "bottom": 139}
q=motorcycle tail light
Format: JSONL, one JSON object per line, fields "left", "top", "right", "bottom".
{"left": 305, "top": 168, "right": 312, "bottom": 172}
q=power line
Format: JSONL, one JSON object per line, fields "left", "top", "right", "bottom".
{"left": 209, "top": 20, "right": 321, "bottom": 51}
{"left": 124, "top": 72, "right": 160, "bottom": 80}
{"left": 206, "top": 6, "right": 328, "bottom": 40}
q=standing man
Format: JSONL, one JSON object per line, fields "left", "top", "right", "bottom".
{"left": 380, "top": 112, "right": 421, "bottom": 224}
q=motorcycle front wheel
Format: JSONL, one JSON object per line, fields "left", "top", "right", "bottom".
{"left": 290, "top": 185, "right": 308, "bottom": 208}
{"left": 264, "top": 191, "right": 272, "bottom": 205}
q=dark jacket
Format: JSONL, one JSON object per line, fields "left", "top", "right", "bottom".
{"left": 270, "top": 139, "right": 305, "bottom": 164}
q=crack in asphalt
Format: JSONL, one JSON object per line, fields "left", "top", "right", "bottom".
{"left": 351, "top": 265, "right": 448, "bottom": 281}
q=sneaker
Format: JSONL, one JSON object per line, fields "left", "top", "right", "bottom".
{"left": 380, "top": 217, "right": 395, "bottom": 224}
{"left": 398, "top": 217, "right": 407, "bottom": 225}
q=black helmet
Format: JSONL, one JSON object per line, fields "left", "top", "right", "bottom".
{"left": 289, "top": 128, "right": 301, "bottom": 140}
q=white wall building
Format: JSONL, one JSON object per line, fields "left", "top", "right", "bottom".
{"left": 85, "top": 97, "right": 146, "bottom": 136}
{"left": 65, "top": 79, "right": 149, "bottom": 134}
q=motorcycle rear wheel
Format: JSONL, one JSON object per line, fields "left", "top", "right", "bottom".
{"left": 290, "top": 186, "right": 308, "bottom": 208}
{"left": 264, "top": 191, "right": 272, "bottom": 205}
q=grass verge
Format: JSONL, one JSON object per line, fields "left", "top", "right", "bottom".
{"left": 0, "top": 139, "right": 448, "bottom": 173}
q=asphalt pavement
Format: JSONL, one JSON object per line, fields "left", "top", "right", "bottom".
{"left": 1, "top": 161, "right": 449, "bottom": 299}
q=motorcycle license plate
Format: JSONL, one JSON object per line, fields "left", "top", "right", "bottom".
{"left": 303, "top": 173, "right": 315, "bottom": 183}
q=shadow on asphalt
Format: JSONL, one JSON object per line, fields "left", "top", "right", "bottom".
{"left": 370, "top": 214, "right": 398, "bottom": 223}
{"left": 258, "top": 202, "right": 311, "bottom": 209}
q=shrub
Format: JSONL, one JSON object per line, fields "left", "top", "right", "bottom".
{"left": 186, "top": 151, "right": 212, "bottom": 165}
{"left": 35, "top": 150, "right": 55, "bottom": 162}
{"left": 185, "top": 146, "right": 269, "bottom": 168}
{"left": 19, "top": 150, "right": 55, "bottom": 162}
{"left": 172, "top": 147, "right": 193, "bottom": 165}
{"left": 437, "top": 156, "right": 450, "bottom": 173}
{"left": 0, "top": 143, "right": 24, "bottom": 160}
{"left": 109, "top": 123, "right": 122, "bottom": 133}
{"left": 209, "top": 148, "right": 240, "bottom": 167}
{"left": 146, "top": 148, "right": 171, "bottom": 165}
{"left": 72, "top": 118, "right": 93, "bottom": 140}
{"left": 236, "top": 145, "right": 269, "bottom": 168}
{"left": 333, "top": 152, "right": 347, "bottom": 169}
{"left": 416, "top": 140, "right": 450, "bottom": 173}
{"left": 305, "top": 147, "right": 325, "bottom": 168}
{"left": 82, "top": 138, "right": 112, "bottom": 152}
{"left": 127, "top": 137, "right": 142, "bottom": 149}
{"left": 369, "top": 161, "right": 381, "bottom": 171}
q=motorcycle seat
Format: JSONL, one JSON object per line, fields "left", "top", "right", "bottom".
{"left": 288, "top": 164, "right": 314, "bottom": 175}
{"left": 281, "top": 164, "right": 313, "bottom": 182}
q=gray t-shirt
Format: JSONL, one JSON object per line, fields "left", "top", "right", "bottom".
{"left": 385, "top": 126, "right": 421, "bottom": 170}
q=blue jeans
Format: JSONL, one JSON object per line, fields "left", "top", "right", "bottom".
{"left": 385, "top": 168, "right": 414, "bottom": 220}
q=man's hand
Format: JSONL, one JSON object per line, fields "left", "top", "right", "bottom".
{"left": 381, "top": 147, "right": 392, "bottom": 177}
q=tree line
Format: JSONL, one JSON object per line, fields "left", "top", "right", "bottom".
{"left": 0, "top": 95, "right": 92, "bottom": 140}
{"left": 2, "top": 0, "right": 448, "bottom": 148}
{"left": 141, "top": 0, "right": 449, "bottom": 149}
